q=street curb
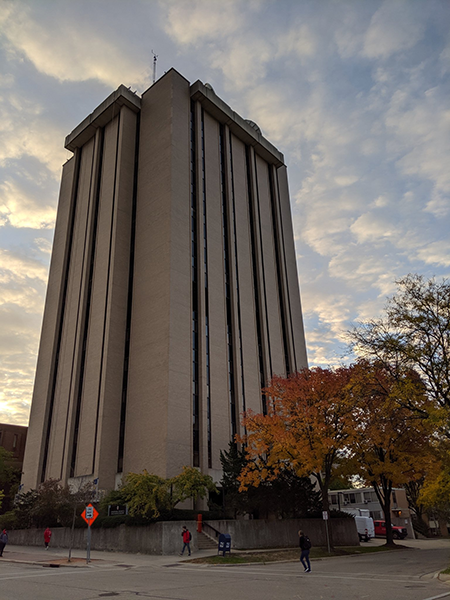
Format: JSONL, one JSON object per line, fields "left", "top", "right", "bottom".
{"left": 0, "top": 557, "right": 108, "bottom": 568}
{"left": 181, "top": 546, "right": 415, "bottom": 568}
{"left": 438, "top": 573, "right": 450, "bottom": 584}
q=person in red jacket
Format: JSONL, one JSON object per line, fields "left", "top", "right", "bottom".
{"left": 44, "top": 527, "right": 52, "bottom": 550}
{"left": 180, "top": 525, "right": 192, "bottom": 556}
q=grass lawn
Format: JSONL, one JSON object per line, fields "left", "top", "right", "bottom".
{"left": 188, "top": 545, "right": 395, "bottom": 565}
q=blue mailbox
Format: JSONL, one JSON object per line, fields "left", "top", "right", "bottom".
{"left": 218, "top": 533, "right": 231, "bottom": 556}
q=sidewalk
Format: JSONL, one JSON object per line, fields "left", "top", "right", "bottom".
{"left": 0, "top": 544, "right": 217, "bottom": 569}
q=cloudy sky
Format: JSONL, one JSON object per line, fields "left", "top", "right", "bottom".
{"left": 1, "top": 0, "right": 449, "bottom": 426}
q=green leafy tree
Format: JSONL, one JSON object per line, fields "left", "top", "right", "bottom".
{"left": 220, "top": 442, "right": 248, "bottom": 516}
{"left": 12, "top": 480, "right": 75, "bottom": 528}
{"left": 117, "top": 467, "right": 218, "bottom": 520}
{"left": 349, "top": 275, "right": 450, "bottom": 427}
{"left": 31, "top": 479, "right": 73, "bottom": 527}
{"left": 171, "top": 466, "right": 217, "bottom": 508}
{"left": 0, "top": 447, "right": 21, "bottom": 512}
{"left": 121, "top": 471, "right": 171, "bottom": 520}
{"left": 11, "top": 490, "right": 38, "bottom": 528}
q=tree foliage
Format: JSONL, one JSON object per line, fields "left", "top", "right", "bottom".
{"left": 348, "top": 360, "right": 435, "bottom": 545}
{"left": 220, "top": 442, "right": 321, "bottom": 519}
{"left": 238, "top": 367, "right": 357, "bottom": 514}
{"left": 349, "top": 274, "right": 450, "bottom": 532}
{"left": 120, "top": 471, "right": 171, "bottom": 519}
{"left": 349, "top": 275, "right": 450, "bottom": 422}
{"left": 418, "top": 441, "right": 450, "bottom": 525}
{"left": 0, "top": 447, "right": 22, "bottom": 512}
{"left": 11, "top": 479, "right": 84, "bottom": 529}
{"left": 404, "top": 478, "right": 430, "bottom": 537}
{"left": 116, "top": 467, "right": 218, "bottom": 520}
{"left": 172, "top": 466, "right": 217, "bottom": 507}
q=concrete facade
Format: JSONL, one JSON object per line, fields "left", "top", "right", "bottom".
{"left": 22, "top": 69, "right": 308, "bottom": 494}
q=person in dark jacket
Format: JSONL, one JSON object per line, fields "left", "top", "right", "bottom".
{"left": 298, "top": 529, "right": 311, "bottom": 572}
{"left": 180, "top": 525, "right": 192, "bottom": 556}
{"left": 0, "top": 529, "right": 8, "bottom": 557}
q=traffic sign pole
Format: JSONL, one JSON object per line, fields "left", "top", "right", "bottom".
{"left": 81, "top": 503, "right": 99, "bottom": 564}
{"left": 87, "top": 523, "right": 91, "bottom": 563}
{"left": 323, "top": 510, "right": 331, "bottom": 554}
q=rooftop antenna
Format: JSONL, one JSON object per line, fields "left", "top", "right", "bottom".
{"left": 152, "top": 50, "right": 158, "bottom": 84}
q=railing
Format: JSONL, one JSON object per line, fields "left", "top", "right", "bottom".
{"left": 203, "top": 521, "right": 221, "bottom": 540}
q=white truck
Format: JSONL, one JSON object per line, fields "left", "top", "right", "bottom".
{"left": 343, "top": 508, "right": 375, "bottom": 542}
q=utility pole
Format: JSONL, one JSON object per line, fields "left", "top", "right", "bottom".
{"left": 152, "top": 50, "right": 158, "bottom": 84}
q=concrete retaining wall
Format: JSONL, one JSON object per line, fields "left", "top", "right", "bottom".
{"left": 7, "top": 521, "right": 198, "bottom": 555}
{"left": 206, "top": 518, "right": 359, "bottom": 549}
{"left": 7, "top": 518, "right": 358, "bottom": 555}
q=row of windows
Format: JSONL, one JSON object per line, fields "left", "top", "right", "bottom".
{"left": 117, "top": 111, "right": 141, "bottom": 473}
{"left": 201, "top": 110, "right": 212, "bottom": 468}
{"left": 245, "top": 148, "right": 267, "bottom": 414}
{"left": 191, "top": 103, "right": 200, "bottom": 468}
{"left": 228, "top": 131, "right": 246, "bottom": 414}
{"left": 70, "top": 126, "right": 107, "bottom": 478}
{"left": 268, "top": 166, "right": 291, "bottom": 376}
{"left": 219, "top": 125, "right": 238, "bottom": 439}
{"left": 41, "top": 144, "right": 84, "bottom": 482}
{"left": 329, "top": 491, "right": 385, "bottom": 504}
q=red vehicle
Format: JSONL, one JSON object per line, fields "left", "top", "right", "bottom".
{"left": 373, "top": 520, "right": 407, "bottom": 540}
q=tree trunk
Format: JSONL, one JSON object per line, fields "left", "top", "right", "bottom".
{"left": 316, "top": 473, "right": 334, "bottom": 550}
{"left": 373, "top": 478, "right": 395, "bottom": 546}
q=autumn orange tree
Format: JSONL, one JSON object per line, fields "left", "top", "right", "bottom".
{"left": 348, "top": 360, "right": 435, "bottom": 546}
{"left": 238, "top": 367, "right": 357, "bottom": 515}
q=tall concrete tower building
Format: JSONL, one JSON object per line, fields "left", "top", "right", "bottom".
{"left": 22, "top": 69, "right": 307, "bottom": 493}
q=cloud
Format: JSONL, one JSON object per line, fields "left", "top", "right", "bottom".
{"left": 211, "top": 37, "right": 272, "bottom": 91}
{"left": 0, "top": 1, "right": 149, "bottom": 88}
{"left": 416, "top": 241, "right": 450, "bottom": 268}
{"left": 0, "top": 247, "right": 49, "bottom": 425}
{"left": 350, "top": 213, "right": 399, "bottom": 244}
{"left": 0, "top": 91, "right": 67, "bottom": 176}
{"left": 362, "top": 0, "right": 425, "bottom": 59}
{"left": 162, "top": 0, "right": 245, "bottom": 45}
{"left": 384, "top": 85, "right": 450, "bottom": 208}
{"left": 0, "top": 180, "right": 56, "bottom": 229}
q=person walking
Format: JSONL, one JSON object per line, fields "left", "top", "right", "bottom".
{"left": 180, "top": 525, "right": 192, "bottom": 556}
{"left": 298, "top": 529, "right": 312, "bottom": 572}
{"left": 0, "top": 529, "right": 8, "bottom": 557}
{"left": 44, "top": 527, "right": 52, "bottom": 550}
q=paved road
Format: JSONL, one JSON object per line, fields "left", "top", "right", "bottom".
{"left": 0, "top": 539, "right": 448, "bottom": 600}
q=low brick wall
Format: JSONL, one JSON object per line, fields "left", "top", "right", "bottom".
{"left": 7, "top": 518, "right": 358, "bottom": 555}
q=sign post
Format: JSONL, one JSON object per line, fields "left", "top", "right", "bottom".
{"left": 323, "top": 510, "right": 331, "bottom": 554}
{"left": 81, "top": 503, "right": 99, "bottom": 563}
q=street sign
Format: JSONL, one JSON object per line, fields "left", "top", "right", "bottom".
{"left": 81, "top": 503, "right": 99, "bottom": 564}
{"left": 81, "top": 503, "right": 99, "bottom": 526}
{"left": 322, "top": 511, "right": 329, "bottom": 520}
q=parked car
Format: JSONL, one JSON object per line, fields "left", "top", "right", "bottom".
{"left": 373, "top": 520, "right": 407, "bottom": 539}
{"left": 355, "top": 516, "right": 375, "bottom": 542}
